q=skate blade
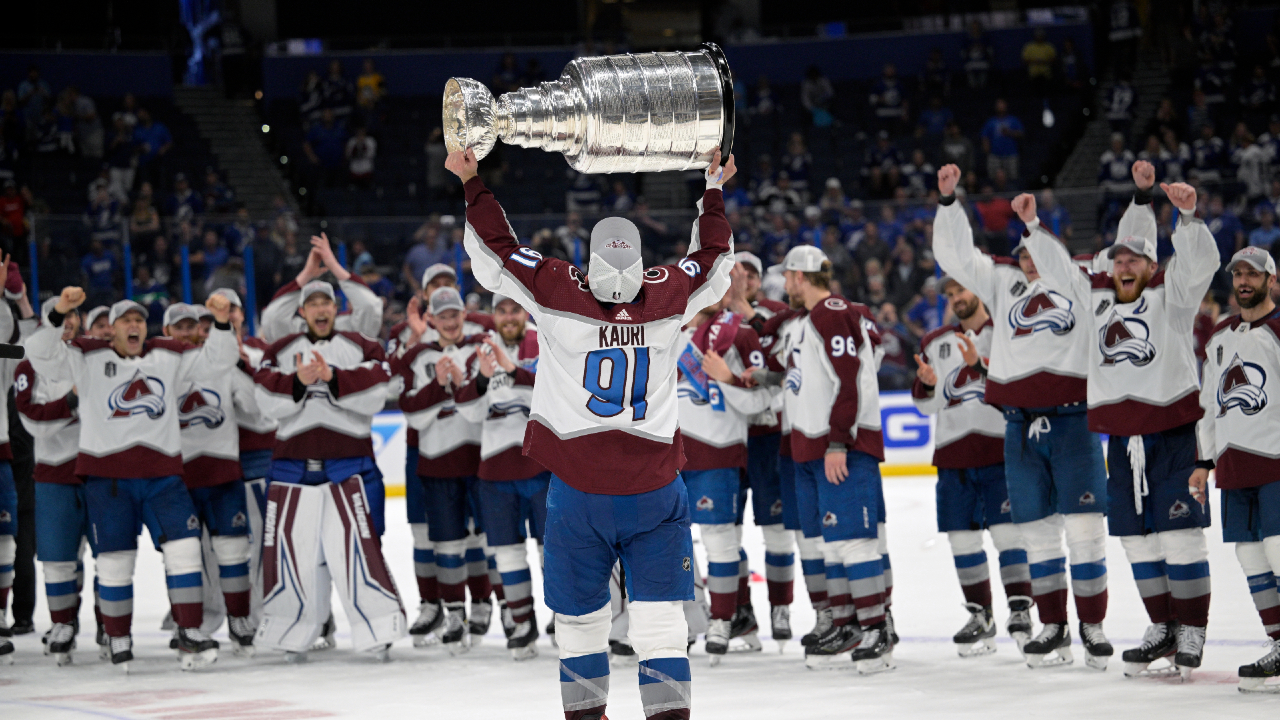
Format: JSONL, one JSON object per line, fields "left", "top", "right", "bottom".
{"left": 468, "top": 633, "right": 485, "bottom": 647}
{"left": 709, "top": 654, "right": 723, "bottom": 667}
{"left": 1177, "top": 665, "right": 1195, "bottom": 682}
{"left": 232, "top": 644, "right": 256, "bottom": 659}
{"left": 804, "top": 653, "right": 855, "bottom": 670}
{"left": 54, "top": 652, "right": 74, "bottom": 667}
{"left": 445, "top": 641, "right": 470, "bottom": 656}
{"left": 511, "top": 645, "right": 538, "bottom": 662}
{"left": 777, "top": 640, "right": 788, "bottom": 654}
{"left": 1011, "top": 631, "right": 1030, "bottom": 658}
{"left": 1026, "top": 646, "right": 1074, "bottom": 669}
{"left": 284, "top": 651, "right": 308, "bottom": 664}
{"left": 310, "top": 636, "right": 336, "bottom": 652}
{"left": 179, "top": 648, "right": 219, "bottom": 671}
{"left": 98, "top": 646, "right": 110, "bottom": 661}
{"left": 116, "top": 661, "right": 130, "bottom": 674}
{"left": 728, "top": 633, "right": 764, "bottom": 653}
{"left": 957, "top": 637, "right": 997, "bottom": 658}
{"left": 372, "top": 648, "right": 391, "bottom": 663}
{"left": 0, "top": 653, "right": 12, "bottom": 666}
{"left": 1123, "top": 659, "right": 1178, "bottom": 679}
{"left": 856, "top": 651, "right": 896, "bottom": 675}
{"left": 1085, "top": 652, "right": 1110, "bottom": 671}
{"left": 412, "top": 634, "right": 440, "bottom": 649}
{"left": 1239, "top": 677, "right": 1280, "bottom": 694}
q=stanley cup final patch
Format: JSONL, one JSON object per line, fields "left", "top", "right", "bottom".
{"left": 682, "top": 557, "right": 692, "bottom": 572}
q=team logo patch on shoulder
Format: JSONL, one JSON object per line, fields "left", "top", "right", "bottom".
{"left": 1095, "top": 299, "right": 1112, "bottom": 316}
{"left": 1218, "top": 353, "right": 1268, "bottom": 417}
{"left": 823, "top": 297, "right": 847, "bottom": 311}
{"left": 696, "top": 496, "right": 715, "bottom": 511}
{"left": 1010, "top": 281, "right": 1027, "bottom": 297}
{"left": 938, "top": 342, "right": 951, "bottom": 360}
{"left": 1169, "top": 500, "right": 1191, "bottom": 520}
{"left": 1079, "top": 491, "right": 1096, "bottom": 506}
{"left": 1217, "top": 345, "right": 1223, "bottom": 365}
{"left": 104, "top": 361, "right": 116, "bottom": 377}
{"left": 822, "top": 511, "right": 838, "bottom": 527}
{"left": 682, "top": 557, "right": 692, "bottom": 572}
{"left": 1099, "top": 310, "right": 1156, "bottom": 367}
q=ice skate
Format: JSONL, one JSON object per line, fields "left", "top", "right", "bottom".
{"left": 228, "top": 616, "right": 256, "bottom": 658}
{"left": 800, "top": 607, "right": 833, "bottom": 648}
{"left": 371, "top": 643, "right": 392, "bottom": 662}
{"left": 284, "top": 650, "right": 308, "bottom": 664}
{"left": 0, "top": 638, "right": 12, "bottom": 665}
{"left": 1174, "top": 624, "right": 1205, "bottom": 682}
{"left": 507, "top": 618, "right": 539, "bottom": 661}
{"left": 953, "top": 603, "right": 996, "bottom": 658}
{"left": 728, "top": 603, "right": 762, "bottom": 652}
{"left": 107, "top": 635, "right": 133, "bottom": 673}
{"left": 1006, "top": 595, "right": 1033, "bottom": 655}
{"left": 1239, "top": 639, "right": 1280, "bottom": 693}
{"left": 1079, "top": 622, "right": 1112, "bottom": 671}
{"left": 468, "top": 598, "right": 493, "bottom": 645}
{"left": 42, "top": 617, "right": 76, "bottom": 655}
{"left": 1121, "top": 621, "right": 1178, "bottom": 678}
{"left": 96, "top": 621, "right": 109, "bottom": 661}
{"left": 311, "top": 613, "right": 336, "bottom": 651}
{"left": 442, "top": 604, "right": 469, "bottom": 655}
{"left": 851, "top": 623, "right": 896, "bottom": 674}
{"left": 409, "top": 600, "right": 443, "bottom": 648}
{"left": 0, "top": 615, "right": 10, "bottom": 638}
{"left": 608, "top": 639, "right": 637, "bottom": 666}
{"left": 804, "top": 624, "right": 862, "bottom": 670}
{"left": 885, "top": 609, "right": 899, "bottom": 647}
{"left": 705, "top": 618, "right": 731, "bottom": 666}
{"left": 176, "top": 627, "right": 219, "bottom": 671}
{"left": 1023, "top": 623, "right": 1073, "bottom": 668}
{"left": 770, "top": 605, "right": 792, "bottom": 652}
{"left": 499, "top": 600, "right": 516, "bottom": 640}
{"left": 47, "top": 622, "right": 77, "bottom": 666}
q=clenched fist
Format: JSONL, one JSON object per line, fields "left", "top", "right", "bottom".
{"left": 1131, "top": 160, "right": 1156, "bottom": 191}
{"left": 937, "top": 164, "right": 962, "bottom": 197}
{"left": 445, "top": 148, "right": 479, "bottom": 183}
{"left": 205, "top": 293, "right": 232, "bottom": 324}
{"left": 1160, "top": 182, "right": 1197, "bottom": 213}
{"left": 56, "top": 286, "right": 86, "bottom": 314}
{"left": 1011, "top": 193, "right": 1038, "bottom": 224}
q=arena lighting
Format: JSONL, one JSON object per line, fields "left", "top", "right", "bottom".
{"left": 280, "top": 156, "right": 289, "bottom": 164}
{"left": 298, "top": 187, "right": 307, "bottom": 195}
{"left": 255, "top": 90, "right": 263, "bottom": 99}
{"left": 262, "top": 124, "right": 271, "bottom": 133}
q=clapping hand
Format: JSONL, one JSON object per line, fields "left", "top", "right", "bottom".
{"left": 955, "top": 332, "right": 980, "bottom": 367}
{"left": 701, "top": 349, "right": 734, "bottom": 383}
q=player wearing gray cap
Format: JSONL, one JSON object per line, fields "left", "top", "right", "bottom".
{"left": 258, "top": 233, "right": 383, "bottom": 343}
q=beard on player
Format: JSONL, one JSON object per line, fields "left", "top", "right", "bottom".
{"left": 1113, "top": 270, "right": 1152, "bottom": 304}
{"left": 951, "top": 293, "right": 979, "bottom": 320}
{"left": 1234, "top": 272, "right": 1270, "bottom": 309}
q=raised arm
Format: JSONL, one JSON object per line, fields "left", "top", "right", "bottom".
{"left": 680, "top": 153, "right": 737, "bottom": 323}
{"left": 27, "top": 287, "right": 87, "bottom": 385}
{"left": 1161, "top": 182, "right": 1219, "bottom": 310}
{"left": 178, "top": 294, "right": 238, "bottom": 383}
{"left": 932, "top": 164, "right": 1001, "bottom": 305}
{"left": 1015, "top": 193, "right": 1091, "bottom": 303}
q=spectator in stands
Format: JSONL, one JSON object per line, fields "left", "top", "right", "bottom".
{"left": 345, "top": 125, "right": 377, "bottom": 188}
{"left": 67, "top": 86, "right": 103, "bottom": 160}
{"left": 36, "top": 237, "right": 76, "bottom": 298}
{"left": 132, "top": 108, "right": 173, "bottom": 189}
{"left": 84, "top": 187, "right": 122, "bottom": 249}
{"left": 906, "top": 277, "right": 947, "bottom": 339}
{"left": 0, "top": 129, "right": 17, "bottom": 185}
{"left": 303, "top": 109, "right": 349, "bottom": 186}
{"left": 973, "top": 183, "right": 1013, "bottom": 254}
{"left": 1161, "top": 127, "right": 1192, "bottom": 182}
{"left": 129, "top": 184, "right": 162, "bottom": 252}
{"left": 203, "top": 168, "right": 235, "bottom": 214}
{"left": 940, "top": 120, "right": 975, "bottom": 175}
{"left": 854, "top": 221, "right": 892, "bottom": 269}
{"left": 0, "top": 91, "right": 20, "bottom": 148}
{"left": 403, "top": 221, "right": 450, "bottom": 292}
{"left": 719, "top": 175, "right": 749, "bottom": 214}
{"left": 1250, "top": 205, "right": 1280, "bottom": 249}
{"left": 864, "top": 275, "right": 888, "bottom": 308}
{"left": 921, "top": 48, "right": 950, "bottom": 98}
{"left": 759, "top": 213, "right": 791, "bottom": 262}
{"left": 1145, "top": 98, "right": 1185, "bottom": 143}
{"left": 1060, "top": 38, "right": 1083, "bottom": 91}
{"left": 605, "top": 180, "right": 635, "bottom": 213}
{"left": 631, "top": 196, "right": 673, "bottom": 252}
{"left": 32, "top": 107, "right": 60, "bottom": 154}
{"left": 750, "top": 76, "right": 780, "bottom": 120}
{"left": 1186, "top": 90, "right": 1213, "bottom": 138}
{"left": 981, "top": 99, "right": 1024, "bottom": 180}
{"left": 779, "top": 132, "right": 812, "bottom": 197}
{"left": 1206, "top": 194, "right": 1245, "bottom": 264}
{"left": 1190, "top": 123, "right": 1227, "bottom": 184}
{"left": 878, "top": 202, "right": 905, "bottom": 245}
{"left": 1234, "top": 130, "right": 1270, "bottom": 200}
{"left": 901, "top": 149, "right": 935, "bottom": 198}
{"left": 221, "top": 205, "right": 252, "bottom": 255}
{"left": 800, "top": 65, "right": 834, "bottom": 127}
{"left": 322, "top": 59, "right": 354, "bottom": 119}
{"left": 206, "top": 256, "right": 245, "bottom": 299}
{"left": 1022, "top": 27, "right": 1057, "bottom": 97}
{"left": 759, "top": 170, "right": 803, "bottom": 211}
{"left": 106, "top": 117, "right": 137, "bottom": 198}
{"left": 555, "top": 211, "right": 591, "bottom": 260}
{"left": 80, "top": 238, "right": 117, "bottom": 308}
{"left": 863, "top": 131, "right": 903, "bottom": 200}
{"left": 87, "top": 164, "right": 123, "bottom": 204}
{"left": 1108, "top": 0, "right": 1141, "bottom": 76}
{"left": 869, "top": 63, "right": 908, "bottom": 132}
{"left": 248, "top": 223, "right": 281, "bottom": 313}
{"left": 530, "top": 228, "right": 569, "bottom": 263}
{"left": 299, "top": 70, "right": 324, "bottom": 126}
{"left": 819, "top": 177, "right": 847, "bottom": 216}
{"left": 133, "top": 264, "right": 169, "bottom": 335}
{"left": 916, "top": 96, "right": 954, "bottom": 138}
{"left": 357, "top": 58, "right": 386, "bottom": 112}
{"left": 280, "top": 230, "right": 307, "bottom": 282}
{"left": 821, "top": 225, "right": 854, "bottom": 287}
{"left": 359, "top": 258, "right": 395, "bottom": 305}
{"left": 165, "top": 172, "right": 203, "bottom": 219}
{"left": 1105, "top": 75, "right": 1137, "bottom": 137}
{"left": 962, "top": 21, "right": 993, "bottom": 90}
{"left": 16, "top": 65, "right": 50, "bottom": 130}
{"left": 1037, "top": 188, "right": 1073, "bottom": 240}
{"left": 191, "top": 228, "right": 229, "bottom": 281}
{"left": 886, "top": 241, "right": 927, "bottom": 307}
{"left": 53, "top": 90, "right": 77, "bottom": 153}
{"left": 565, "top": 170, "right": 602, "bottom": 212}
{"left": 1098, "top": 132, "right": 1136, "bottom": 196}
{"left": 0, "top": 179, "right": 31, "bottom": 254}
{"left": 875, "top": 302, "right": 914, "bottom": 390}
{"left": 113, "top": 93, "right": 138, "bottom": 130}
{"left": 1260, "top": 115, "right": 1280, "bottom": 180}
{"left": 1137, "top": 135, "right": 1170, "bottom": 182}
{"left": 796, "top": 206, "right": 823, "bottom": 246}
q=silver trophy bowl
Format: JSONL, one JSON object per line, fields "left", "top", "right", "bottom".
{"left": 444, "top": 43, "right": 734, "bottom": 174}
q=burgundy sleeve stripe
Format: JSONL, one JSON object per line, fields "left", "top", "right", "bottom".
{"left": 336, "top": 366, "right": 390, "bottom": 396}
{"left": 254, "top": 368, "right": 297, "bottom": 395}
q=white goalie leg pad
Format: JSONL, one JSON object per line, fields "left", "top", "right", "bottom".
{"left": 245, "top": 478, "right": 267, "bottom": 627}
{"left": 1262, "top": 536, "right": 1280, "bottom": 579}
{"left": 1063, "top": 513, "right": 1106, "bottom": 565}
{"left": 257, "top": 482, "right": 331, "bottom": 653}
{"left": 321, "top": 476, "right": 407, "bottom": 651}
{"left": 196, "top": 531, "right": 227, "bottom": 635}
{"left": 629, "top": 601, "right": 689, "bottom": 663}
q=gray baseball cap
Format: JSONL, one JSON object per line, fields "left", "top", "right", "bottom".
{"left": 163, "top": 303, "right": 199, "bottom": 327}
{"left": 1107, "top": 235, "right": 1158, "bottom": 262}
{"left": 192, "top": 304, "right": 213, "bottom": 320}
{"left": 84, "top": 305, "right": 110, "bottom": 327}
{"left": 1226, "top": 246, "right": 1278, "bottom": 275}
{"left": 429, "top": 286, "right": 466, "bottom": 315}
{"left": 210, "top": 288, "right": 242, "bottom": 308}
{"left": 298, "top": 280, "right": 337, "bottom": 307}
{"left": 782, "top": 245, "right": 829, "bottom": 273}
{"left": 108, "top": 299, "right": 149, "bottom": 324}
{"left": 589, "top": 217, "right": 643, "bottom": 275}
{"left": 421, "top": 263, "right": 457, "bottom": 288}
{"left": 735, "top": 251, "right": 763, "bottom": 277}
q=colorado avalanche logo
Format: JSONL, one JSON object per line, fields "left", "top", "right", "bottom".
{"left": 696, "top": 496, "right": 715, "bottom": 511}
{"left": 1009, "top": 290, "right": 1075, "bottom": 338}
{"left": 942, "top": 364, "right": 986, "bottom": 407}
{"left": 1218, "top": 353, "right": 1268, "bottom": 417}
{"left": 179, "top": 388, "right": 226, "bottom": 429}
{"left": 1098, "top": 310, "right": 1156, "bottom": 367}
{"left": 108, "top": 371, "right": 166, "bottom": 420}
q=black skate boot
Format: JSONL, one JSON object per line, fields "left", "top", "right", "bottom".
{"left": 42, "top": 617, "right": 78, "bottom": 654}
{"left": 47, "top": 622, "right": 78, "bottom": 666}
{"left": 0, "top": 615, "right": 10, "bottom": 638}
{"left": 886, "top": 609, "right": 899, "bottom": 647}
{"left": 507, "top": 611, "right": 540, "bottom": 662}
{"left": 804, "top": 623, "right": 863, "bottom": 670}
{"left": 1006, "top": 596, "right": 1034, "bottom": 655}
{"left": 770, "top": 605, "right": 792, "bottom": 651}
{"left": 1024, "top": 623, "right": 1072, "bottom": 668}
{"left": 499, "top": 599, "right": 516, "bottom": 640}
{"left": 801, "top": 607, "right": 834, "bottom": 648}
{"left": 609, "top": 638, "right": 636, "bottom": 666}
{"left": 0, "top": 637, "right": 12, "bottom": 665}
{"left": 175, "top": 627, "right": 219, "bottom": 671}
{"left": 442, "top": 603, "right": 469, "bottom": 655}
{"left": 311, "top": 613, "right": 336, "bottom": 651}
{"left": 953, "top": 603, "right": 996, "bottom": 658}
{"left": 851, "top": 622, "right": 896, "bottom": 674}
{"left": 96, "top": 619, "right": 109, "bottom": 660}
{"left": 409, "top": 600, "right": 443, "bottom": 648}
{"left": 1239, "top": 639, "right": 1280, "bottom": 693}
{"left": 1121, "top": 620, "right": 1178, "bottom": 677}
{"left": 705, "top": 618, "right": 731, "bottom": 666}
{"left": 228, "top": 616, "right": 256, "bottom": 658}
{"left": 728, "top": 603, "right": 762, "bottom": 652}
{"left": 107, "top": 635, "right": 133, "bottom": 672}
{"left": 1174, "top": 624, "right": 1205, "bottom": 681}
{"left": 468, "top": 598, "right": 493, "bottom": 645}
{"left": 1079, "top": 622, "right": 1113, "bottom": 671}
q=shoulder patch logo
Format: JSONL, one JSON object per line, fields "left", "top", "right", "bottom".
{"left": 615, "top": 308, "right": 632, "bottom": 321}
{"left": 1098, "top": 309, "right": 1157, "bottom": 367}
{"left": 1010, "top": 280, "right": 1027, "bottom": 297}
{"left": 1169, "top": 499, "right": 1191, "bottom": 520}
{"left": 1095, "top": 299, "right": 1112, "bottom": 316}
{"left": 1079, "top": 491, "right": 1096, "bottom": 506}
{"left": 938, "top": 342, "right": 951, "bottom": 360}
{"left": 1009, "top": 290, "right": 1075, "bottom": 338}
{"left": 823, "top": 297, "right": 847, "bottom": 311}
{"left": 1217, "top": 345, "right": 1223, "bottom": 365}
{"left": 108, "top": 371, "right": 166, "bottom": 420}
{"left": 1218, "top": 353, "right": 1268, "bottom": 417}
{"left": 104, "top": 361, "right": 116, "bottom": 377}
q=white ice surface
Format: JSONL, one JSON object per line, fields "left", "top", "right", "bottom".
{"left": 2, "top": 475, "right": 1278, "bottom": 719}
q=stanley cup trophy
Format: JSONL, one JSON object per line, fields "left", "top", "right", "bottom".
{"left": 443, "top": 43, "right": 734, "bottom": 174}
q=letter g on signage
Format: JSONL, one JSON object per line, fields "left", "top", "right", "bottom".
{"left": 882, "top": 405, "right": 931, "bottom": 448}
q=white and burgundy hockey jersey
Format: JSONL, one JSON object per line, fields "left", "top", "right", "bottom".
{"left": 258, "top": 276, "right": 382, "bottom": 344}
{"left": 386, "top": 311, "right": 494, "bottom": 359}
{"left": 677, "top": 310, "right": 771, "bottom": 470}
{"left": 25, "top": 316, "right": 239, "bottom": 479}
{"left": 0, "top": 304, "right": 37, "bottom": 461}
{"left": 748, "top": 297, "right": 790, "bottom": 439}
{"left": 396, "top": 336, "right": 485, "bottom": 478}
{"left": 911, "top": 321, "right": 1005, "bottom": 468}
{"left": 254, "top": 331, "right": 391, "bottom": 460}
{"left": 933, "top": 200, "right": 1089, "bottom": 409}
{"left": 1197, "top": 309, "right": 1280, "bottom": 489}
{"left": 455, "top": 330, "right": 545, "bottom": 481}
{"left": 1022, "top": 206, "right": 1217, "bottom": 436}
{"left": 463, "top": 177, "right": 733, "bottom": 495}
{"left": 13, "top": 359, "right": 79, "bottom": 485}
{"left": 235, "top": 336, "right": 278, "bottom": 454}
{"left": 178, "top": 362, "right": 243, "bottom": 489}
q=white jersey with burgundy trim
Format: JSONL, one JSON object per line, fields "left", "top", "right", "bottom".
{"left": 0, "top": 308, "right": 37, "bottom": 461}
{"left": 677, "top": 321, "right": 771, "bottom": 471}
{"left": 25, "top": 316, "right": 239, "bottom": 479}
{"left": 254, "top": 331, "right": 391, "bottom": 461}
{"left": 397, "top": 336, "right": 485, "bottom": 478}
{"left": 258, "top": 276, "right": 383, "bottom": 344}
{"left": 13, "top": 359, "right": 80, "bottom": 485}
{"left": 178, "top": 362, "right": 242, "bottom": 489}
{"left": 933, "top": 200, "right": 1089, "bottom": 409}
{"left": 1197, "top": 310, "right": 1280, "bottom": 490}
{"left": 455, "top": 330, "right": 545, "bottom": 481}
{"left": 911, "top": 321, "right": 1005, "bottom": 469}
{"left": 1023, "top": 206, "right": 1217, "bottom": 437}
{"left": 234, "top": 338, "right": 278, "bottom": 452}
{"left": 462, "top": 177, "right": 733, "bottom": 496}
